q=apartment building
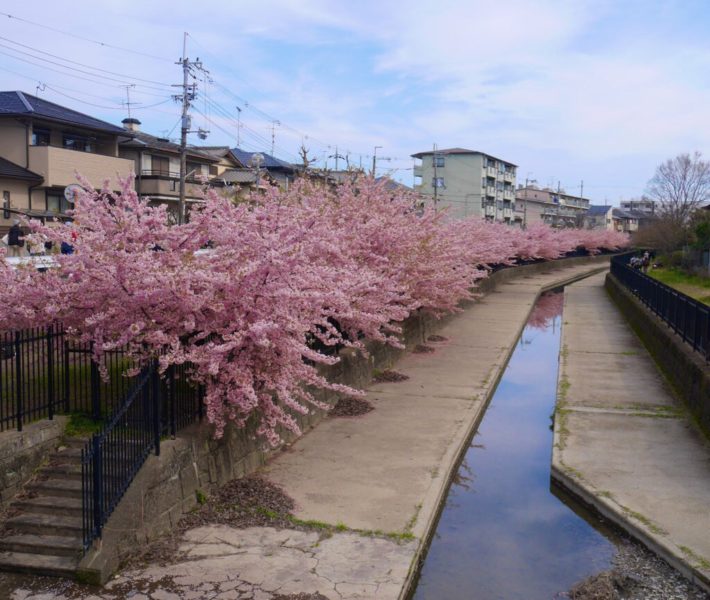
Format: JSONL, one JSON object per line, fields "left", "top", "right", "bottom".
{"left": 411, "top": 148, "right": 517, "bottom": 222}
{"left": 0, "top": 91, "right": 134, "bottom": 232}
{"left": 620, "top": 198, "right": 656, "bottom": 216}
{"left": 515, "top": 185, "right": 591, "bottom": 228}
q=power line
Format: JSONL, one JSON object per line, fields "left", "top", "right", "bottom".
{"left": 0, "top": 42, "right": 171, "bottom": 92}
{"left": 0, "top": 11, "right": 172, "bottom": 62}
{"left": 0, "top": 36, "right": 173, "bottom": 88}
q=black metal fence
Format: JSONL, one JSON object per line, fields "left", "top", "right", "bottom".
{"left": 610, "top": 254, "right": 710, "bottom": 361}
{"left": 81, "top": 361, "right": 202, "bottom": 550}
{"left": 0, "top": 326, "right": 141, "bottom": 432}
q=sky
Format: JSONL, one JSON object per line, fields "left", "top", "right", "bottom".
{"left": 2, "top": 0, "right": 710, "bottom": 204}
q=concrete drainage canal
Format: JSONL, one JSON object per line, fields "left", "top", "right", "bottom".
{"left": 411, "top": 287, "right": 709, "bottom": 600}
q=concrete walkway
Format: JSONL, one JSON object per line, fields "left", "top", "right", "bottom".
{"left": 552, "top": 272, "right": 710, "bottom": 594}
{"left": 5, "top": 260, "right": 608, "bottom": 600}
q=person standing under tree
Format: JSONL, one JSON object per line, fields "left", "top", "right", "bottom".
{"left": 7, "top": 219, "right": 24, "bottom": 257}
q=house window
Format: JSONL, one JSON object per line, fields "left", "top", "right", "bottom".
{"left": 62, "top": 133, "right": 94, "bottom": 153}
{"left": 46, "top": 191, "right": 71, "bottom": 215}
{"left": 432, "top": 155, "right": 445, "bottom": 168}
{"left": 3, "top": 191, "right": 9, "bottom": 220}
{"left": 31, "top": 128, "right": 50, "bottom": 146}
{"left": 151, "top": 156, "right": 170, "bottom": 176}
{"left": 432, "top": 177, "right": 445, "bottom": 188}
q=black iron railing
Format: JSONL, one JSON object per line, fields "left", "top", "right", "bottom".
{"left": 610, "top": 254, "right": 710, "bottom": 361}
{"left": 81, "top": 361, "right": 202, "bottom": 550}
{"left": 0, "top": 327, "right": 140, "bottom": 432}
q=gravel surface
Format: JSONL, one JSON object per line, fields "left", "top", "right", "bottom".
{"left": 564, "top": 537, "right": 709, "bottom": 600}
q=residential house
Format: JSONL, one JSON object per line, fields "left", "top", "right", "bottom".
{"left": 229, "top": 148, "right": 296, "bottom": 190}
{"left": 514, "top": 185, "right": 590, "bottom": 228}
{"left": 584, "top": 205, "right": 638, "bottom": 233}
{"left": 411, "top": 148, "right": 517, "bottom": 222}
{"left": 118, "top": 118, "right": 221, "bottom": 220}
{"left": 0, "top": 91, "right": 134, "bottom": 232}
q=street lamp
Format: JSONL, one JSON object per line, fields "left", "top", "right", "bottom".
{"left": 523, "top": 173, "right": 537, "bottom": 229}
{"left": 372, "top": 146, "right": 382, "bottom": 176}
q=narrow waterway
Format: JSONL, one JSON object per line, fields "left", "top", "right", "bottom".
{"left": 412, "top": 289, "right": 617, "bottom": 600}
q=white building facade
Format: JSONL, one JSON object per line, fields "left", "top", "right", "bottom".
{"left": 411, "top": 148, "right": 517, "bottom": 222}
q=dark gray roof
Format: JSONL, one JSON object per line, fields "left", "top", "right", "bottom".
{"left": 411, "top": 147, "right": 517, "bottom": 166}
{"left": 0, "top": 91, "right": 124, "bottom": 133}
{"left": 0, "top": 157, "right": 43, "bottom": 182}
{"left": 119, "top": 131, "right": 217, "bottom": 161}
{"left": 375, "top": 176, "right": 411, "bottom": 192}
{"left": 230, "top": 148, "right": 294, "bottom": 171}
{"left": 587, "top": 205, "right": 612, "bottom": 216}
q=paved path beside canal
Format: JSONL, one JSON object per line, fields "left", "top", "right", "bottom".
{"left": 4, "top": 260, "right": 609, "bottom": 600}
{"left": 553, "top": 272, "right": 710, "bottom": 594}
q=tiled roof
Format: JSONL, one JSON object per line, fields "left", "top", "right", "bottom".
{"left": 0, "top": 157, "right": 43, "bottom": 182}
{"left": 230, "top": 148, "right": 294, "bottom": 171}
{"left": 0, "top": 91, "right": 124, "bottom": 133}
{"left": 587, "top": 205, "right": 612, "bottom": 216}
{"left": 119, "top": 131, "right": 218, "bottom": 161}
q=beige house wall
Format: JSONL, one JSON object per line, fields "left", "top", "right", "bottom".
{"left": 0, "top": 179, "right": 32, "bottom": 233}
{"left": 0, "top": 121, "right": 30, "bottom": 167}
{"left": 28, "top": 146, "right": 133, "bottom": 189}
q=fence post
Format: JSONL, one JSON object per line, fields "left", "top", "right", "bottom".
{"left": 90, "top": 344, "right": 101, "bottom": 421}
{"left": 14, "top": 330, "right": 23, "bottom": 432}
{"left": 168, "top": 364, "right": 176, "bottom": 438}
{"left": 47, "top": 325, "right": 55, "bottom": 421}
{"left": 92, "top": 435, "right": 104, "bottom": 540}
{"left": 152, "top": 361, "right": 161, "bottom": 456}
{"left": 63, "top": 337, "right": 70, "bottom": 413}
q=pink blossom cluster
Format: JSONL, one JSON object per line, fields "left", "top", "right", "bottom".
{"left": 0, "top": 176, "right": 628, "bottom": 444}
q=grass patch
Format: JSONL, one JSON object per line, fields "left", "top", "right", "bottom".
{"left": 620, "top": 505, "right": 668, "bottom": 536}
{"left": 64, "top": 412, "right": 103, "bottom": 437}
{"left": 679, "top": 545, "right": 710, "bottom": 570}
{"left": 648, "top": 267, "right": 710, "bottom": 306}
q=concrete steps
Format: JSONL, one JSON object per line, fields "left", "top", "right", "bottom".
{"left": 0, "top": 439, "right": 86, "bottom": 577}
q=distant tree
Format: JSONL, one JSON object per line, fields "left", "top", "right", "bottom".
{"left": 298, "top": 143, "right": 317, "bottom": 169}
{"left": 647, "top": 152, "right": 710, "bottom": 228}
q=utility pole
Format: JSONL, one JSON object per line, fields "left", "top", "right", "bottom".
{"left": 432, "top": 143, "right": 439, "bottom": 207}
{"left": 372, "top": 146, "right": 382, "bottom": 176}
{"left": 523, "top": 174, "right": 536, "bottom": 229}
{"left": 270, "top": 120, "right": 280, "bottom": 155}
{"left": 173, "top": 32, "right": 208, "bottom": 225}
{"left": 236, "top": 106, "right": 242, "bottom": 147}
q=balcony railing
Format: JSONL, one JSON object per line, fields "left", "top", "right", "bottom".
{"left": 28, "top": 146, "right": 134, "bottom": 188}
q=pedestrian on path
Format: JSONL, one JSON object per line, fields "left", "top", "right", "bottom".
{"left": 6, "top": 220, "right": 24, "bottom": 257}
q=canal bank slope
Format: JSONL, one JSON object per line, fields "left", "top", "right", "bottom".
{"left": 552, "top": 272, "right": 710, "bottom": 594}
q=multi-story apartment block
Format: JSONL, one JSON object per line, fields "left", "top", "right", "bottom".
{"left": 514, "top": 185, "right": 591, "bottom": 228}
{"left": 620, "top": 198, "right": 657, "bottom": 216}
{"left": 0, "top": 91, "right": 134, "bottom": 232}
{"left": 411, "top": 148, "right": 517, "bottom": 222}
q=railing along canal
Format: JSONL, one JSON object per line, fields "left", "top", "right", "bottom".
{"left": 610, "top": 254, "right": 710, "bottom": 361}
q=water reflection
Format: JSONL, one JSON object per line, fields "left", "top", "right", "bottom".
{"left": 413, "top": 289, "right": 616, "bottom": 600}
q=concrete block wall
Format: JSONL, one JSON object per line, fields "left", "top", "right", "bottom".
{"left": 606, "top": 273, "right": 710, "bottom": 435}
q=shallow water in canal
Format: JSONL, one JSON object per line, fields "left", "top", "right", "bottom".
{"left": 412, "top": 289, "right": 617, "bottom": 600}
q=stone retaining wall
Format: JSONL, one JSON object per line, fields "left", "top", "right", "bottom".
{"left": 605, "top": 273, "right": 710, "bottom": 435}
{"left": 0, "top": 417, "right": 67, "bottom": 509}
{"left": 70, "top": 253, "right": 609, "bottom": 582}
